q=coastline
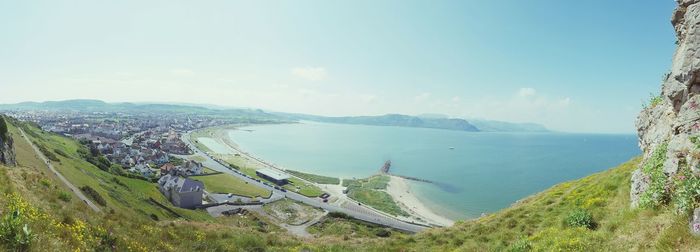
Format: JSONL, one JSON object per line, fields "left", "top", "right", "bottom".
{"left": 386, "top": 175, "right": 455, "bottom": 227}
{"left": 196, "top": 124, "right": 456, "bottom": 227}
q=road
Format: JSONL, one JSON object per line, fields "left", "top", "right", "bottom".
{"left": 17, "top": 128, "right": 101, "bottom": 212}
{"left": 182, "top": 131, "right": 429, "bottom": 233}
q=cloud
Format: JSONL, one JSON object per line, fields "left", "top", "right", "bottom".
{"left": 517, "top": 87, "right": 537, "bottom": 97}
{"left": 291, "top": 67, "right": 327, "bottom": 81}
{"left": 170, "top": 68, "right": 195, "bottom": 76}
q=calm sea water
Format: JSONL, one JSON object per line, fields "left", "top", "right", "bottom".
{"left": 227, "top": 122, "right": 640, "bottom": 219}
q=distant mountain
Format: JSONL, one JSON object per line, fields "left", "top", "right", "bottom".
{"left": 0, "top": 99, "right": 285, "bottom": 121}
{"left": 276, "top": 113, "right": 479, "bottom": 132}
{"left": 467, "top": 119, "right": 549, "bottom": 132}
{"left": 278, "top": 113, "right": 549, "bottom": 132}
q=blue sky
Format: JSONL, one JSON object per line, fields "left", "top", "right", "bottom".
{"left": 0, "top": 0, "right": 677, "bottom": 133}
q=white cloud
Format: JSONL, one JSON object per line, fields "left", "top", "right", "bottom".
{"left": 291, "top": 67, "right": 327, "bottom": 81}
{"left": 517, "top": 87, "right": 537, "bottom": 97}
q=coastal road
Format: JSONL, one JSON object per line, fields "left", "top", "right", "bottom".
{"left": 17, "top": 128, "right": 101, "bottom": 212}
{"left": 181, "top": 131, "right": 429, "bottom": 233}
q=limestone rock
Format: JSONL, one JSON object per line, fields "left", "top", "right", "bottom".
{"left": 691, "top": 208, "right": 700, "bottom": 236}
{"left": 0, "top": 132, "right": 16, "bottom": 167}
{"left": 632, "top": 0, "right": 700, "bottom": 207}
{"left": 630, "top": 168, "right": 650, "bottom": 208}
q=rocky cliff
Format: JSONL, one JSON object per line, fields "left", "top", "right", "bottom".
{"left": 0, "top": 116, "right": 16, "bottom": 166}
{"left": 633, "top": 0, "right": 700, "bottom": 233}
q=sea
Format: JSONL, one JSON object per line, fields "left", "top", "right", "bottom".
{"left": 223, "top": 121, "right": 640, "bottom": 220}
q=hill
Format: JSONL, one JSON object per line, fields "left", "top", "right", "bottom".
{"left": 276, "top": 113, "right": 481, "bottom": 132}
{"left": 2, "top": 116, "right": 694, "bottom": 251}
{"left": 0, "top": 99, "right": 286, "bottom": 122}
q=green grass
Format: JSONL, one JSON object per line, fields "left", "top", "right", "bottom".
{"left": 10, "top": 122, "right": 212, "bottom": 222}
{"left": 5, "top": 119, "right": 700, "bottom": 251}
{"left": 348, "top": 188, "right": 407, "bottom": 217}
{"left": 343, "top": 175, "right": 406, "bottom": 217}
{"left": 193, "top": 173, "right": 271, "bottom": 198}
{"left": 287, "top": 169, "right": 340, "bottom": 185}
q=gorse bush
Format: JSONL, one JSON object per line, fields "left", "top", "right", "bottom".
{"left": 58, "top": 191, "right": 71, "bottom": 202}
{"left": 564, "top": 208, "right": 595, "bottom": 229}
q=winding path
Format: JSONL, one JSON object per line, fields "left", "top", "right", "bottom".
{"left": 17, "top": 128, "right": 101, "bottom": 212}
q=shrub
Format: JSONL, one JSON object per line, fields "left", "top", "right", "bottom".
{"left": 34, "top": 142, "right": 59, "bottom": 162}
{"left": 0, "top": 210, "right": 34, "bottom": 251}
{"left": 375, "top": 229, "right": 391, "bottom": 237}
{"left": 39, "top": 179, "right": 51, "bottom": 188}
{"left": 639, "top": 142, "right": 670, "bottom": 209}
{"left": 564, "top": 208, "right": 595, "bottom": 229}
{"left": 509, "top": 237, "right": 532, "bottom": 252}
{"left": 53, "top": 148, "right": 69, "bottom": 158}
{"left": 58, "top": 191, "right": 71, "bottom": 202}
{"left": 80, "top": 186, "right": 106, "bottom": 206}
{"left": 643, "top": 92, "right": 663, "bottom": 109}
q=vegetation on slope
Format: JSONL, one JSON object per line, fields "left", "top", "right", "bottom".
{"left": 286, "top": 170, "right": 340, "bottom": 185}
{"left": 343, "top": 175, "right": 408, "bottom": 217}
{"left": 368, "top": 157, "right": 700, "bottom": 251}
{"left": 0, "top": 119, "right": 384, "bottom": 251}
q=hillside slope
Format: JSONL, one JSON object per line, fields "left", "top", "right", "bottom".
{"left": 1, "top": 118, "right": 695, "bottom": 251}
{"left": 372, "top": 157, "right": 699, "bottom": 251}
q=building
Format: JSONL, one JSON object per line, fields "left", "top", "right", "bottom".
{"left": 157, "top": 174, "right": 204, "bottom": 209}
{"left": 255, "top": 168, "right": 291, "bottom": 185}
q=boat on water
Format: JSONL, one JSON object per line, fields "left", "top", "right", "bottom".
{"left": 449, "top": 147, "right": 455, "bottom": 150}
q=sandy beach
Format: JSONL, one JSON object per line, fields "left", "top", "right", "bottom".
{"left": 387, "top": 175, "right": 455, "bottom": 227}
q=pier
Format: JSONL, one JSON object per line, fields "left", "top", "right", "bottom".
{"left": 380, "top": 160, "right": 434, "bottom": 184}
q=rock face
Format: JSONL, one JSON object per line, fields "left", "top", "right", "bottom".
{"left": 633, "top": 0, "right": 700, "bottom": 206}
{"left": 0, "top": 116, "right": 16, "bottom": 166}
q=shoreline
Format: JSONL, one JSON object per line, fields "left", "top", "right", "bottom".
{"left": 386, "top": 175, "right": 455, "bottom": 227}
{"left": 196, "top": 124, "right": 456, "bottom": 227}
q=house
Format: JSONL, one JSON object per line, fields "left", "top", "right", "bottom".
{"left": 182, "top": 160, "right": 203, "bottom": 175}
{"left": 157, "top": 174, "right": 204, "bottom": 209}
{"left": 160, "top": 163, "right": 176, "bottom": 175}
{"left": 131, "top": 163, "right": 153, "bottom": 177}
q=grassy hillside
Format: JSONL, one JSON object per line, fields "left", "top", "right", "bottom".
{"left": 0, "top": 120, "right": 377, "bottom": 251}
{"left": 2, "top": 118, "right": 697, "bottom": 251}
{"left": 368, "top": 157, "right": 700, "bottom": 251}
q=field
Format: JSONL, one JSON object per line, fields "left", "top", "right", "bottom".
{"left": 287, "top": 170, "right": 340, "bottom": 185}
{"left": 193, "top": 173, "right": 271, "bottom": 198}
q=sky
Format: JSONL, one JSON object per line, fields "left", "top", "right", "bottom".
{"left": 0, "top": 0, "right": 678, "bottom": 133}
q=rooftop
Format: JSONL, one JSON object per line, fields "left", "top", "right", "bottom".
{"left": 256, "top": 168, "right": 291, "bottom": 181}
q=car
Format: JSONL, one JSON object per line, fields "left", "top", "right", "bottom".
{"left": 280, "top": 188, "right": 287, "bottom": 192}
{"left": 227, "top": 193, "right": 233, "bottom": 198}
{"left": 274, "top": 186, "right": 280, "bottom": 190}
{"left": 322, "top": 199, "right": 328, "bottom": 203}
